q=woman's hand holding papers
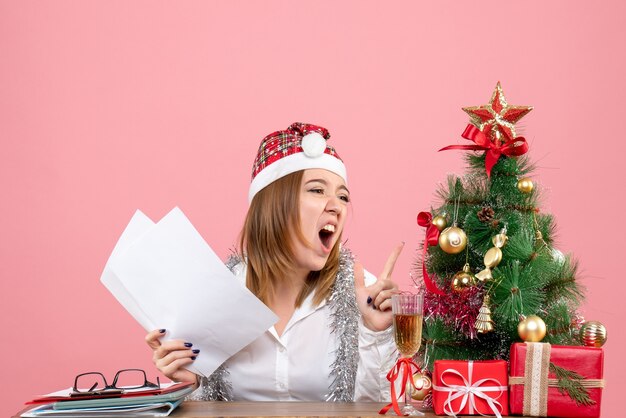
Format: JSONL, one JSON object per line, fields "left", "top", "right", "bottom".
{"left": 145, "top": 329, "right": 199, "bottom": 384}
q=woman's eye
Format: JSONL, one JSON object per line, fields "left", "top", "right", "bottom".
{"left": 339, "top": 195, "right": 350, "bottom": 203}
{"left": 309, "top": 188, "right": 324, "bottom": 194}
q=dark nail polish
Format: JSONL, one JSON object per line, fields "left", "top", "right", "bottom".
{"left": 184, "top": 342, "right": 193, "bottom": 347}
{"left": 191, "top": 356, "right": 197, "bottom": 361}
{"left": 159, "top": 329, "right": 166, "bottom": 333}
{"left": 366, "top": 296, "right": 372, "bottom": 304}
{"left": 192, "top": 349, "right": 200, "bottom": 354}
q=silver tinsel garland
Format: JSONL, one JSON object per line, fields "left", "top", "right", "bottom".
{"left": 325, "top": 247, "right": 360, "bottom": 401}
{"left": 190, "top": 249, "right": 360, "bottom": 402}
{"left": 188, "top": 364, "right": 233, "bottom": 401}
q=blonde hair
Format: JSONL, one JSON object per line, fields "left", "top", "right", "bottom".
{"left": 240, "top": 171, "right": 340, "bottom": 308}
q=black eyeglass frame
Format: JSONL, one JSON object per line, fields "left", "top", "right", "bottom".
{"left": 72, "top": 368, "right": 160, "bottom": 395}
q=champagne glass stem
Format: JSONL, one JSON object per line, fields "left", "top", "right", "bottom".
{"left": 404, "top": 369, "right": 412, "bottom": 410}
{"left": 399, "top": 358, "right": 424, "bottom": 416}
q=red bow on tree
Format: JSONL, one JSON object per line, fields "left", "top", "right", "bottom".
{"left": 417, "top": 212, "right": 445, "bottom": 296}
{"left": 439, "top": 124, "right": 529, "bottom": 177}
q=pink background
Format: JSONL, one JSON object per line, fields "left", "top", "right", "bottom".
{"left": 1, "top": 1, "right": 623, "bottom": 416}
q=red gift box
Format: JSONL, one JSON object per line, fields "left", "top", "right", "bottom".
{"left": 509, "top": 343, "right": 604, "bottom": 417}
{"left": 433, "top": 360, "right": 509, "bottom": 417}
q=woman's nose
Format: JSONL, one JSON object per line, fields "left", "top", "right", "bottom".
{"left": 325, "top": 196, "right": 342, "bottom": 214}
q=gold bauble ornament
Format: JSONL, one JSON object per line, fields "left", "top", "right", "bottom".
{"left": 580, "top": 320, "right": 607, "bottom": 347}
{"left": 517, "top": 178, "right": 534, "bottom": 194}
{"left": 451, "top": 263, "right": 476, "bottom": 292}
{"left": 409, "top": 373, "right": 432, "bottom": 401}
{"left": 518, "top": 315, "right": 547, "bottom": 342}
{"left": 438, "top": 226, "right": 467, "bottom": 254}
{"left": 432, "top": 215, "right": 447, "bottom": 232}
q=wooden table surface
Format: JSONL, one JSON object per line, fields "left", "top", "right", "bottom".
{"left": 172, "top": 402, "right": 434, "bottom": 418}
{"left": 14, "top": 401, "right": 494, "bottom": 417}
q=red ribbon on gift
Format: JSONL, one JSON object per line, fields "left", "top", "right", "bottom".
{"left": 379, "top": 357, "right": 422, "bottom": 416}
{"left": 417, "top": 212, "right": 445, "bottom": 296}
{"left": 439, "top": 124, "right": 529, "bottom": 177}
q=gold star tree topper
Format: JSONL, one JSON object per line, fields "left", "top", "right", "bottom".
{"left": 463, "top": 82, "right": 533, "bottom": 143}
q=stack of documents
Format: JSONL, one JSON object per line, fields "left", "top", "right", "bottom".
{"left": 21, "top": 382, "right": 194, "bottom": 417}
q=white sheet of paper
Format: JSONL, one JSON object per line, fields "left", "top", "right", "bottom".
{"left": 101, "top": 210, "right": 156, "bottom": 331}
{"left": 101, "top": 207, "right": 278, "bottom": 377}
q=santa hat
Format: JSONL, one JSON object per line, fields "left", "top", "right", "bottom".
{"left": 248, "top": 122, "right": 347, "bottom": 202}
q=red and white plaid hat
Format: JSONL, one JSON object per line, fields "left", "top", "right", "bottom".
{"left": 248, "top": 122, "right": 347, "bottom": 202}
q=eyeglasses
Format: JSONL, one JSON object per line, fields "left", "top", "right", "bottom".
{"left": 72, "top": 369, "right": 160, "bottom": 396}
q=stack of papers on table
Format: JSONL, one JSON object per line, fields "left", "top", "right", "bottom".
{"left": 21, "top": 382, "right": 193, "bottom": 417}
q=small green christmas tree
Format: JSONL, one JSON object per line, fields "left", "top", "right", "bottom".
{"left": 416, "top": 82, "right": 584, "bottom": 370}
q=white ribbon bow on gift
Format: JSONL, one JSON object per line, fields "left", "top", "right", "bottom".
{"left": 432, "top": 361, "right": 508, "bottom": 418}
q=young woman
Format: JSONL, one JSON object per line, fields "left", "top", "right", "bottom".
{"left": 145, "top": 123, "right": 401, "bottom": 401}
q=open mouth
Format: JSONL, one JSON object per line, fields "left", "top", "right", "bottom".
{"left": 319, "top": 224, "right": 336, "bottom": 251}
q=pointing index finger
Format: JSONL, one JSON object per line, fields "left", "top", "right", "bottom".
{"left": 379, "top": 241, "right": 405, "bottom": 280}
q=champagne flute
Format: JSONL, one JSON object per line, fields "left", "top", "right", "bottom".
{"left": 392, "top": 292, "right": 424, "bottom": 416}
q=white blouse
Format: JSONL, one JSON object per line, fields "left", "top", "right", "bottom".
{"left": 208, "top": 263, "right": 397, "bottom": 402}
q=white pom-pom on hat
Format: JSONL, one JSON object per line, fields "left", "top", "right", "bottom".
{"left": 301, "top": 132, "right": 327, "bottom": 158}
